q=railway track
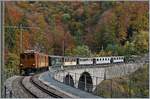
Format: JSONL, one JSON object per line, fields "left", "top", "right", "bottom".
{"left": 19, "top": 77, "right": 38, "bottom": 98}
{"left": 30, "top": 76, "right": 62, "bottom": 98}
{"left": 19, "top": 76, "right": 62, "bottom": 98}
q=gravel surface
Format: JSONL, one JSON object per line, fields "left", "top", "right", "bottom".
{"left": 4, "top": 76, "right": 20, "bottom": 98}
{"left": 12, "top": 76, "right": 35, "bottom": 98}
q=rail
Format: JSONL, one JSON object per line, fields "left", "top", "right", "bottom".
{"left": 20, "top": 77, "right": 38, "bottom": 98}
{"left": 30, "top": 76, "right": 62, "bottom": 98}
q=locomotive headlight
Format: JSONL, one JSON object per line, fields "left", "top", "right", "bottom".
{"left": 20, "top": 64, "right": 23, "bottom": 67}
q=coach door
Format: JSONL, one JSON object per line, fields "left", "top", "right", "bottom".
{"left": 93, "top": 58, "right": 96, "bottom": 64}
{"left": 77, "top": 58, "right": 79, "bottom": 65}
{"left": 110, "top": 58, "right": 113, "bottom": 63}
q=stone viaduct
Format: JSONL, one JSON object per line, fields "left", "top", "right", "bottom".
{"left": 53, "top": 62, "right": 145, "bottom": 92}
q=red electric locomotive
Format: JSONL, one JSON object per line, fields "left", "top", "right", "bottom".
{"left": 19, "top": 50, "right": 49, "bottom": 75}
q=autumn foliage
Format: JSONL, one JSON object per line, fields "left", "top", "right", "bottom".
{"left": 5, "top": 1, "right": 148, "bottom": 56}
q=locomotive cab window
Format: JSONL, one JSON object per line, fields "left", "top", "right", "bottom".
{"left": 27, "top": 54, "right": 30, "bottom": 59}
{"left": 21, "top": 54, "right": 25, "bottom": 59}
{"left": 27, "top": 54, "right": 33, "bottom": 59}
{"left": 31, "top": 54, "right": 34, "bottom": 58}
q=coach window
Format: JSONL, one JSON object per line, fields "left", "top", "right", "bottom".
{"left": 66, "top": 58, "right": 67, "bottom": 62}
{"left": 65, "top": 58, "right": 66, "bottom": 62}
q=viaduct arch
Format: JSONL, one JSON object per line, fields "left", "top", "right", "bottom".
{"left": 78, "top": 72, "right": 93, "bottom": 92}
{"left": 63, "top": 74, "right": 74, "bottom": 87}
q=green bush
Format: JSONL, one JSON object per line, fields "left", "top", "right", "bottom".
{"left": 72, "top": 45, "right": 91, "bottom": 57}
{"left": 94, "top": 65, "right": 149, "bottom": 98}
{"left": 5, "top": 52, "right": 20, "bottom": 79}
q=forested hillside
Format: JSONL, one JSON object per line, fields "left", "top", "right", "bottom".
{"left": 4, "top": 1, "right": 149, "bottom": 77}
{"left": 94, "top": 64, "right": 149, "bottom": 98}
